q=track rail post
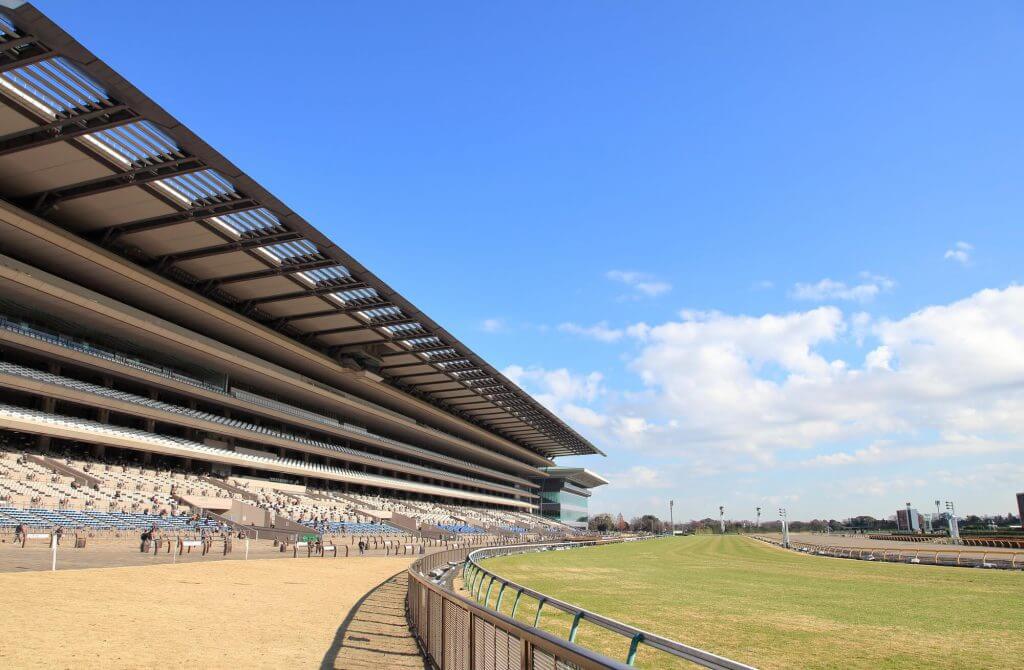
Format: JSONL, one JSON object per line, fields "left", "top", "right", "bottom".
{"left": 626, "top": 633, "right": 645, "bottom": 666}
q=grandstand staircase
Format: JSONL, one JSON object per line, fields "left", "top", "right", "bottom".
{"left": 200, "top": 475, "right": 259, "bottom": 502}
{"left": 301, "top": 490, "right": 343, "bottom": 504}
{"left": 417, "top": 523, "right": 449, "bottom": 540}
{"left": 28, "top": 454, "right": 102, "bottom": 488}
{"left": 384, "top": 511, "right": 421, "bottom": 534}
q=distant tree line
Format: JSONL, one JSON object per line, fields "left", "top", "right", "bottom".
{"left": 587, "top": 511, "right": 1022, "bottom": 534}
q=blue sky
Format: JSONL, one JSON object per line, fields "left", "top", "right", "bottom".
{"left": 41, "top": 1, "right": 1024, "bottom": 521}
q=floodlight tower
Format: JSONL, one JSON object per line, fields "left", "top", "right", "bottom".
{"left": 669, "top": 499, "right": 674, "bottom": 536}
{"left": 719, "top": 505, "right": 725, "bottom": 534}
{"left": 778, "top": 508, "right": 790, "bottom": 548}
{"left": 756, "top": 506, "right": 761, "bottom": 531}
{"left": 945, "top": 501, "right": 961, "bottom": 543}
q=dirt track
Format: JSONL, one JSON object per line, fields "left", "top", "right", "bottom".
{"left": 0, "top": 556, "right": 415, "bottom": 669}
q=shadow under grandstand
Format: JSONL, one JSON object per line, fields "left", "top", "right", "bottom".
{"left": 321, "top": 572, "right": 428, "bottom": 670}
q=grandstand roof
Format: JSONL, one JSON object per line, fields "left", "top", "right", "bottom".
{"left": 540, "top": 467, "right": 609, "bottom": 489}
{"left": 0, "top": 2, "right": 602, "bottom": 460}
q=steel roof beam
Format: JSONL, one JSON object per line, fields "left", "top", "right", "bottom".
{"left": 387, "top": 371, "right": 452, "bottom": 381}
{"left": 279, "top": 300, "right": 397, "bottom": 323}
{"left": 154, "top": 231, "right": 302, "bottom": 265}
{"left": 18, "top": 157, "right": 206, "bottom": 214}
{"left": 305, "top": 317, "right": 423, "bottom": 336}
{"left": 0, "top": 33, "right": 40, "bottom": 54}
{"left": 92, "top": 199, "right": 262, "bottom": 239}
{"left": 378, "top": 361, "right": 437, "bottom": 371}
{"left": 0, "top": 46, "right": 51, "bottom": 72}
{"left": 207, "top": 259, "right": 342, "bottom": 286}
{"left": 247, "top": 288, "right": 388, "bottom": 308}
{"left": 0, "top": 104, "right": 136, "bottom": 156}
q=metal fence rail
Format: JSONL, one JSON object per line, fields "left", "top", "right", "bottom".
{"left": 408, "top": 546, "right": 637, "bottom": 670}
{"left": 407, "top": 538, "right": 757, "bottom": 670}
{"left": 752, "top": 535, "right": 1024, "bottom": 569}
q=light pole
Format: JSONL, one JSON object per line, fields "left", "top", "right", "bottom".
{"left": 945, "top": 501, "right": 960, "bottom": 542}
{"left": 719, "top": 505, "right": 725, "bottom": 534}
{"left": 756, "top": 506, "right": 761, "bottom": 531}
{"left": 778, "top": 508, "right": 790, "bottom": 548}
{"left": 669, "top": 499, "right": 674, "bottom": 536}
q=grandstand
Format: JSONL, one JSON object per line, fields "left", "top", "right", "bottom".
{"left": 0, "top": 2, "right": 600, "bottom": 546}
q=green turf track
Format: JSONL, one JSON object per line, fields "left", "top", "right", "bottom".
{"left": 478, "top": 535, "right": 1024, "bottom": 669}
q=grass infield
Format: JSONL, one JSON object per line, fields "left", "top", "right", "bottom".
{"left": 478, "top": 535, "right": 1024, "bottom": 669}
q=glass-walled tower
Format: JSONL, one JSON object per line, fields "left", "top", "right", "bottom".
{"left": 534, "top": 467, "right": 608, "bottom": 529}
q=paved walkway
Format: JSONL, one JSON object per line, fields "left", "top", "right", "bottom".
{"left": 323, "top": 572, "right": 428, "bottom": 670}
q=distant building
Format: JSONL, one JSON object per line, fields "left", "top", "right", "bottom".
{"left": 1017, "top": 493, "right": 1024, "bottom": 526}
{"left": 896, "top": 508, "right": 924, "bottom": 533}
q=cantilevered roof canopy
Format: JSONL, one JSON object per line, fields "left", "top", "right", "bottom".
{"left": 0, "top": 2, "right": 602, "bottom": 459}
{"left": 540, "top": 467, "right": 609, "bottom": 489}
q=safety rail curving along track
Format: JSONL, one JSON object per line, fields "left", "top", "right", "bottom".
{"left": 407, "top": 538, "right": 757, "bottom": 670}
{"left": 752, "top": 535, "right": 1024, "bottom": 569}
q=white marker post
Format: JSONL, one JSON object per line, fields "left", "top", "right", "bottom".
{"left": 245, "top": 538, "right": 249, "bottom": 560}
{"left": 779, "top": 508, "right": 790, "bottom": 548}
{"left": 50, "top": 534, "right": 57, "bottom": 571}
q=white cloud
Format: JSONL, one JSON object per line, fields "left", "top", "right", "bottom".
{"left": 606, "top": 465, "right": 671, "bottom": 489}
{"left": 606, "top": 270, "right": 671, "bottom": 298}
{"left": 851, "top": 311, "right": 873, "bottom": 345}
{"left": 864, "top": 345, "right": 892, "bottom": 370}
{"left": 944, "top": 241, "right": 972, "bottom": 266}
{"left": 580, "top": 285, "right": 1024, "bottom": 474}
{"left": 506, "top": 284, "right": 1024, "bottom": 520}
{"left": 752, "top": 280, "right": 775, "bottom": 291}
{"left": 557, "top": 321, "right": 624, "bottom": 343}
{"left": 480, "top": 318, "right": 505, "bottom": 333}
{"left": 562, "top": 404, "right": 609, "bottom": 428}
{"left": 791, "top": 272, "right": 894, "bottom": 303}
{"left": 803, "top": 434, "right": 1022, "bottom": 469}
{"left": 504, "top": 365, "right": 605, "bottom": 412}
{"left": 835, "top": 475, "right": 928, "bottom": 499}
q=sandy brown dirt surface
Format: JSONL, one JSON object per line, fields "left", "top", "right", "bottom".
{"left": 0, "top": 555, "right": 416, "bottom": 669}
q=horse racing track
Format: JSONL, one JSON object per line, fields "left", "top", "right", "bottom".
{"left": 477, "top": 535, "right": 1024, "bottom": 669}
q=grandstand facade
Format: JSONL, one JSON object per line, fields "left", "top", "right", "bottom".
{"left": 0, "top": 2, "right": 602, "bottom": 538}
